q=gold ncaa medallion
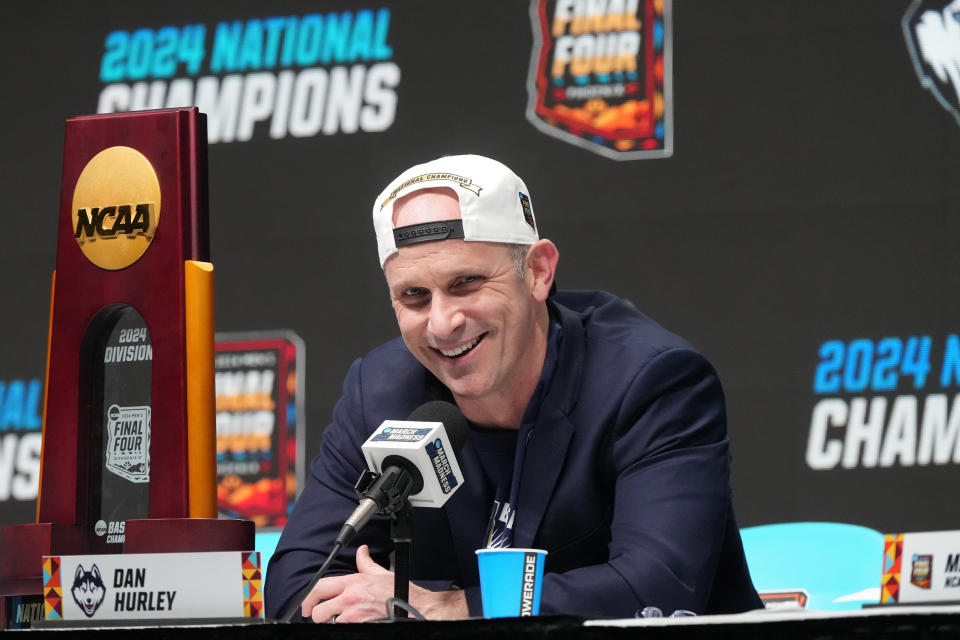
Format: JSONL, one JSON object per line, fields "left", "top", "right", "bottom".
{"left": 72, "top": 146, "right": 161, "bottom": 270}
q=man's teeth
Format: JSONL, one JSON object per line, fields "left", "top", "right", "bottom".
{"left": 440, "top": 336, "right": 481, "bottom": 357}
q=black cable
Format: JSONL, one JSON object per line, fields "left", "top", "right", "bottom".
{"left": 386, "top": 597, "right": 426, "bottom": 621}
{"left": 279, "top": 541, "right": 344, "bottom": 622}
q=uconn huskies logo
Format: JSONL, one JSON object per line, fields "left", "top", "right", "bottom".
{"left": 904, "top": 0, "right": 960, "bottom": 125}
{"left": 71, "top": 564, "right": 106, "bottom": 618}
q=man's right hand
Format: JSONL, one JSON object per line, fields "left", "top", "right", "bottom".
{"left": 300, "top": 544, "right": 469, "bottom": 622}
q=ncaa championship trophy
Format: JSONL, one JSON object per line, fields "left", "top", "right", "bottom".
{"left": 0, "top": 108, "right": 254, "bottom": 628}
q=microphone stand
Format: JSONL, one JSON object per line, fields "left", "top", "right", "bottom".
{"left": 391, "top": 501, "right": 413, "bottom": 619}
{"left": 356, "top": 465, "right": 419, "bottom": 619}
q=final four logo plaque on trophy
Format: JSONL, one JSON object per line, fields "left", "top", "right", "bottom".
{"left": 0, "top": 108, "right": 256, "bottom": 628}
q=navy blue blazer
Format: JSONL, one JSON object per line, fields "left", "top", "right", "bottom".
{"left": 265, "top": 290, "right": 761, "bottom": 619}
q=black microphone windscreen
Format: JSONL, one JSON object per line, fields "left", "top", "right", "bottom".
{"left": 407, "top": 401, "right": 469, "bottom": 452}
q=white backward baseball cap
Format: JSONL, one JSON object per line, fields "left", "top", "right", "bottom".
{"left": 372, "top": 154, "right": 540, "bottom": 268}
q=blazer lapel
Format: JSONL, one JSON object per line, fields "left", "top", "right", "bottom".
{"left": 510, "top": 298, "right": 586, "bottom": 548}
{"left": 511, "top": 405, "right": 575, "bottom": 548}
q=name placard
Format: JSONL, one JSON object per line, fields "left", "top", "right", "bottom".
{"left": 42, "top": 551, "right": 262, "bottom": 621}
{"left": 882, "top": 530, "right": 960, "bottom": 604}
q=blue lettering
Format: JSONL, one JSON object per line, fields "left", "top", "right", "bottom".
{"left": 1, "top": 381, "right": 24, "bottom": 429}
{"left": 211, "top": 21, "right": 243, "bottom": 72}
{"left": 151, "top": 26, "right": 179, "bottom": 78}
{"left": 814, "top": 336, "right": 937, "bottom": 394}
{"left": 843, "top": 339, "right": 873, "bottom": 393}
{"left": 348, "top": 10, "right": 374, "bottom": 61}
{"left": 813, "top": 340, "right": 844, "bottom": 394}
{"left": 941, "top": 335, "right": 960, "bottom": 388}
{"left": 95, "top": 9, "right": 394, "bottom": 84}
{"left": 279, "top": 16, "right": 299, "bottom": 67}
{"left": 321, "top": 12, "right": 352, "bottom": 64}
{"left": 871, "top": 337, "right": 902, "bottom": 392}
{"left": 0, "top": 380, "right": 43, "bottom": 430}
{"left": 101, "top": 25, "right": 207, "bottom": 81}
{"left": 239, "top": 19, "right": 264, "bottom": 70}
{"left": 902, "top": 336, "right": 932, "bottom": 389}
{"left": 0, "top": 381, "right": 24, "bottom": 429}
{"left": 126, "top": 28, "right": 155, "bottom": 80}
{"left": 179, "top": 24, "right": 207, "bottom": 75}
{"left": 296, "top": 14, "right": 324, "bottom": 66}
{"left": 23, "top": 380, "right": 42, "bottom": 429}
{"left": 100, "top": 31, "right": 129, "bottom": 83}
{"left": 373, "top": 9, "right": 393, "bottom": 60}
{"left": 262, "top": 17, "right": 287, "bottom": 67}
{"left": 97, "top": 9, "right": 393, "bottom": 83}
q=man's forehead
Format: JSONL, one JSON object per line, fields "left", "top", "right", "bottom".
{"left": 392, "top": 187, "right": 462, "bottom": 228}
{"left": 384, "top": 236, "right": 511, "bottom": 286}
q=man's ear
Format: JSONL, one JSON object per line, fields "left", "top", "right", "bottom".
{"left": 526, "top": 240, "right": 559, "bottom": 302}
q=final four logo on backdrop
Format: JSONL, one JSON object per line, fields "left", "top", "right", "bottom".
{"left": 526, "top": 0, "right": 672, "bottom": 160}
{"left": 903, "top": 0, "right": 960, "bottom": 126}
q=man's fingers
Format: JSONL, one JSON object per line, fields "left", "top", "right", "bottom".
{"left": 308, "top": 594, "right": 342, "bottom": 623}
{"left": 299, "top": 547, "right": 392, "bottom": 621}
{"left": 300, "top": 574, "right": 351, "bottom": 617}
{"left": 355, "top": 544, "right": 390, "bottom": 575}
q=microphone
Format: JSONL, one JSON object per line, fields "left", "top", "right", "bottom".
{"left": 279, "top": 401, "right": 468, "bottom": 622}
{"left": 335, "top": 401, "right": 468, "bottom": 548}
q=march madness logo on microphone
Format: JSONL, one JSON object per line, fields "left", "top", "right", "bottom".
{"left": 425, "top": 438, "right": 458, "bottom": 493}
{"left": 903, "top": 0, "right": 960, "bottom": 125}
{"left": 372, "top": 426, "right": 431, "bottom": 442}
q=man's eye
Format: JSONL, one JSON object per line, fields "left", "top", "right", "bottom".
{"left": 403, "top": 287, "right": 426, "bottom": 298}
{"left": 457, "top": 275, "right": 483, "bottom": 287}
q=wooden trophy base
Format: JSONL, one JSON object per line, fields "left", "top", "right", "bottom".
{"left": 124, "top": 517, "right": 254, "bottom": 553}
{"left": 0, "top": 518, "right": 254, "bottom": 628}
{"left": 0, "top": 523, "right": 85, "bottom": 597}
{"left": 0, "top": 523, "right": 84, "bottom": 628}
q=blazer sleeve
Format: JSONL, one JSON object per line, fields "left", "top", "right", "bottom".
{"left": 263, "top": 357, "right": 394, "bottom": 619}
{"left": 539, "top": 347, "right": 732, "bottom": 617}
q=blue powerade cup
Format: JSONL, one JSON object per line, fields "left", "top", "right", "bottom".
{"left": 475, "top": 548, "right": 547, "bottom": 617}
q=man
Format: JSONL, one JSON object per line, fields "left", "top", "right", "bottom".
{"left": 264, "top": 155, "right": 761, "bottom": 621}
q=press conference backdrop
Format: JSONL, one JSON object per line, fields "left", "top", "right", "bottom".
{"left": 1, "top": 0, "right": 958, "bottom": 581}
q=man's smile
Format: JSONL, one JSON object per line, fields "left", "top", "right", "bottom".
{"left": 435, "top": 333, "right": 487, "bottom": 358}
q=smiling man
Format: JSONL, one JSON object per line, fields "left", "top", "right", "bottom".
{"left": 264, "top": 155, "right": 761, "bottom": 622}
{"left": 384, "top": 186, "right": 556, "bottom": 431}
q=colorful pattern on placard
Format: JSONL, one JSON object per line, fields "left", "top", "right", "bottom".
{"left": 882, "top": 533, "right": 904, "bottom": 603}
{"left": 42, "top": 556, "right": 63, "bottom": 619}
{"left": 241, "top": 551, "right": 264, "bottom": 618}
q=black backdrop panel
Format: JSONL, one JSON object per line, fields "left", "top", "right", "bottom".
{"left": 1, "top": 0, "right": 959, "bottom": 534}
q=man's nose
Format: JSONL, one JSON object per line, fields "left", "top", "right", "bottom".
{"left": 427, "top": 293, "right": 466, "bottom": 338}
